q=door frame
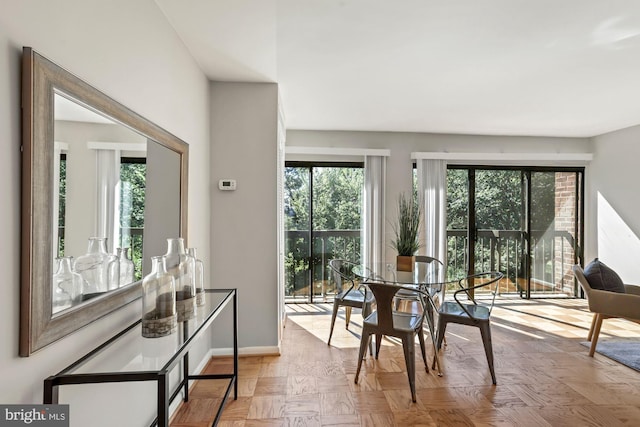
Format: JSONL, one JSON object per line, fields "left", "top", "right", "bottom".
{"left": 449, "top": 165, "right": 584, "bottom": 298}
{"left": 284, "top": 161, "right": 364, "bottom": 303}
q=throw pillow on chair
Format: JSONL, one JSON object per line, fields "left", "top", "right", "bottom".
{"left": 583, "top": 258, "right": 626, "bottom": 293}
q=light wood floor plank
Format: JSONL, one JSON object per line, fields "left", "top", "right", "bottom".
{"left": 171, "top": 297, "right": 640, "bottom": 426}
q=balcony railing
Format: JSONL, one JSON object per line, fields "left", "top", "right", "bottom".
{"left": 285, "top": 230, "right": 360, "bottom": 301}
{"left": 448, "top": 229, "right": 578, "bottom": 296}
{"left": 285, "top": 228, "right": 578, "bottom": 301}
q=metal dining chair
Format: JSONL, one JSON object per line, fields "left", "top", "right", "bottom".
{"left": 354, "top": 281, "right": 435, "bottom": 402}
{"left": 327, "top": 259, "right": 375, "bottom": 348}
{"left": 434, "top": 271, "right": 504, "bottom": 385}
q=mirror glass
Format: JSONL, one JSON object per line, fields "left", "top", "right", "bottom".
{"left": 53, "top": 92, "right": 146, "bottom": 313}
{"left": 21, "top": 47, "right": 188, "bottom": 355}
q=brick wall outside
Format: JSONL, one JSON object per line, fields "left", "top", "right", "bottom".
{"left": 554, "top": 172, "right": 577, "bottom": 293}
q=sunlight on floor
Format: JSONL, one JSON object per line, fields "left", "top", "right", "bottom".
{"left": 285, "top": 297, "right": 640, "bottom": 347}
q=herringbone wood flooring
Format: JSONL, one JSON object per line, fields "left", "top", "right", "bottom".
{"left": 171, "top": 297, "right": 640, "bottom": 426}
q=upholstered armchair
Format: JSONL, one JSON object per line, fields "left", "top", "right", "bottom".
{"left": 573, "top": 263, "right": 640, "bottom": 356}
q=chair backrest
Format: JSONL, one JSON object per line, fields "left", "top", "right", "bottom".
{"left": 414, "top": 256, "right": 444, "bottom": 281}
{"left": 572, "top": 264, "right": 592, "bottom": 297}
{"left": 329, "top": 259, "right": 357, "bottom": 294}
{"left": 414, "top": 255, "right": 443, "bottom": 264}
{"left": 366, "top": 281, "right": 426, "bottom": 335}
{"left": 453, "top": 271, "right": 504, "bottom": 318}
{"left": 414, "top": 256, "right": 445, "bottom": 295}
{"left": 573, "top": 265, "right": 597, "bottom": 311}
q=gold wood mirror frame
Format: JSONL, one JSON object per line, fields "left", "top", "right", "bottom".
{"left": 20, "top": 47, "right": 189, "bottom": 356}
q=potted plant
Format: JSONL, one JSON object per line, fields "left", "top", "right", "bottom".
{"left": 391, "top": 192, "right": 421, "bottom": 271}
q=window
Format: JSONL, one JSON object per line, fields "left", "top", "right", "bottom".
{"left": 119, "top": 157, "right": 146, "bottom": 280}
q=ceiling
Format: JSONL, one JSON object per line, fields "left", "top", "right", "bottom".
{"left": 155, "top": 0, "right": 640, "bottom": 138}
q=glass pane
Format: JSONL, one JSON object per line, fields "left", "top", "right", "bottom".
{"left": 446, "top": 169, "right": 468, "bottom": 281}
{"left": 284, "top": 166, "right": 310, "bottom": 302}
{"left": 530, "top": 171, "right": 578, "bottom": 296}
{"left": 311, "top": 167, "right": 363, "bottom": 302}
{"left": 120, "top": 160, "right": 146, "bottom": 281}
{"left": 475, "top": 170, "right": 526, "bottom": 294}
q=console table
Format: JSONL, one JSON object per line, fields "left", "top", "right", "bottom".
{"left": 44, "top": 288, "right": 238, "bottom": 427}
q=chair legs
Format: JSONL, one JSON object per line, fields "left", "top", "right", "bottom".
{"left": 329, "top": 303, "right": 374, "bottom": 356}
{"left": 478, "top": 322, "right": 496, "bottom": 385}
{"left": 417, "top": 328, "right": 428, "bottom": 373}
{"left": 354, "top": 328, "right": 372, "bottom": 384}
{"left": 434, "top": 317, "right": 496, "bottom": 384}
{"left": 587, "top": 313, "right": 597, "bottom": 342}
{"left": 401, "top": 335, "right": 417, "bottom": 402}
{"left": 432, "top": 317, "right": 447, "bottom": 371}
{"left": 589, "top": 313, "right": 604, "bottom": 357}
{"left": 327, "top": 301, "right": 340, "bottom": 346}
{"left": 356, "top": 329, "right": 424, "bottom": 403}
{"left": 345, "top": 306, "right": 352, "bottom": 328}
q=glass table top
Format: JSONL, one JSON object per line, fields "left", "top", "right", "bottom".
{"left": 353, "top": 262, "right": 447, "bottom": 288}
{"left": 57, "top": 289, "right": 235, "bottom": 376}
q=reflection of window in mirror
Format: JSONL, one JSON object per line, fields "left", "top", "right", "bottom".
{"left": 119, "top": 157, "right": 147, "bottom": 281}
{"left": 53, "top": 142, "right": 68, "bottom": 260}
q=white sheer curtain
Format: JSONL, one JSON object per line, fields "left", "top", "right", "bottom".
{"left": 362, "top": 155, "right": 386, "bottom": 276}
{"left": 417, "top": 159, "right": 447, "bottom": 281}
{"left": 95, "top": 149, "right": 121, "bottom": 253}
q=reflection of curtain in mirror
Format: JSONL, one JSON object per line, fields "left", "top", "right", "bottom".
{"left": 95, "top": 149, "right": 121, "bottom": 254}
{"left": 53, "top": 142, "right": 68, "bottom": 263}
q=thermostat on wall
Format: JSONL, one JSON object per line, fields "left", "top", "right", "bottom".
{"left": 218, "top": 179, "right": 237, "bottom": 191}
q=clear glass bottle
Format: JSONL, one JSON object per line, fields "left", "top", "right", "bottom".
{"left": 52, "top": 256, "right": 83, "bottom": 313}
{"left": 74, "top": 237, "right": 118, "bottom": 295}
{"left": 117, "top": 247, "right": 135, "bottom": 286}
{"left": 142, "top": 256, "right": 177, "bottom": 338}
{"left": 187, "top": 247, "right": 205, "bottom": 306}
{"left": 164, "top": 238, "right": 195, "bottom": 321}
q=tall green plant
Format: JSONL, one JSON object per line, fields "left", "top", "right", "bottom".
{"left": 391, "top": 193, "right": 421, "bottom": 256}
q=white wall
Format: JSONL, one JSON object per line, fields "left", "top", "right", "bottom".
{"left": 0, "top": 1, "right": 210, "bottom": 425}
{"left": 210, "top": 82, "right": 280, "bottom": 352}
{"left": 589, "top": 125, "right": 640, "bottom": 283}
{"left": 286, "top": 130, "right": 592, "bottom": 263}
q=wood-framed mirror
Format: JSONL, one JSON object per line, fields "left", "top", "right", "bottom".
{"left": 20, "top": 47, "right": 189, "bottom": 356}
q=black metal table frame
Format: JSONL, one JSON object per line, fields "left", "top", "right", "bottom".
{"left": 43, "top": 288, "right": 238, "bottom": 427}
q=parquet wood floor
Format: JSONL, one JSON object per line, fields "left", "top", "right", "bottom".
{"left": 171, "top": 297, "right": 640, "bottom": 426}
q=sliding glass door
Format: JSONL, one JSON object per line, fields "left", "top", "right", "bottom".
{"left": 447, "top": 166, "right": 583, "bottom": 298}
{"left": 284, "top": 162, "right": 364, "bottom": 303}
{"left": 529, "top": 171, "right": 583, "bottom": 297}
{"left": 474, "top": 169, "right": 528, "bottom": 295}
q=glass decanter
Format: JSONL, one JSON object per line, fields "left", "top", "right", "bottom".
{"left": 117, "top": 247, "right": 135, "bottom": 286}
{"left": 164, "top": 238, "right": 195, "bottom": 321}
{"left": 142, "top": 256, "right": 177, "bottom": 338}
{"left": 74, "top": 237, "right": 118, "bottom": 295}
{"left": 52, "top": 256, "right": 83, "bottom": 313}
{"left": 187, "top": 247, "right": 205, "bottom": 306}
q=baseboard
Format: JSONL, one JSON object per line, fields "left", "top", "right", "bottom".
{"left": 193, "top": 348, "right": 216, "bottom": 373}
{"left": 210, "top": 345, "right": 281, "bottom": 357}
